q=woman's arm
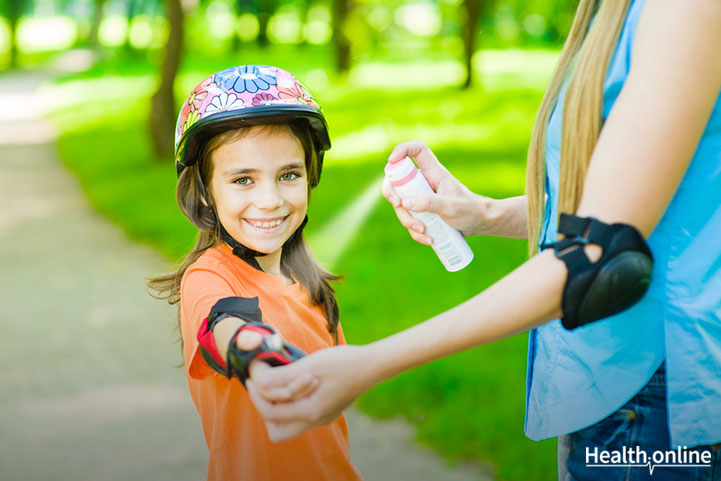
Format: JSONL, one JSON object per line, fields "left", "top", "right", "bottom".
{"left": 382, "top": 142, "right": 529, "bottom": 243}
{"left": 248, "top": 0, "right": 721, "bottom": 441}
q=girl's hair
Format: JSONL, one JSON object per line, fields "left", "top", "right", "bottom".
{"left": 525, "top": 0, "right": 631, "bottom": 255}
{"left": 148, "top": 122, "right": 341, "bottom": 344}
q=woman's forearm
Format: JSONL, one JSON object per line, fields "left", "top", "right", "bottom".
{"left": 364, "top": 248, "right": 564, "bottom": 384}
{"left": 476, "top": 195, "right": 528, "bottom": 239}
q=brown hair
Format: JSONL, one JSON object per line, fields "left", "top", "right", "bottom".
{"left": 148, "top": 123, "right": 341, "bottom": 345}
{"left": 525, "top": 0, "right": 631, "bottom": 255}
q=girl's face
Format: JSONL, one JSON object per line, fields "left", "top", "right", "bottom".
{"left": 208, "top": 126, "right": 308, "bottom": 256}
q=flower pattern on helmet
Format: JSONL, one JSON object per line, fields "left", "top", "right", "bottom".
{"left": 183, "top": 110, "right": 201, "bottom": 133}
{"left": 279, "top": 82, "right": 312, "bottom": 106}
{"left": 206, "top": 92, "right": 244, "bottom": 114}
{"left": 188, "top": 76, "right": 213, "bottom": 109}
{"left": 215, "top": 65, "right": 277, "bottom": 94}
{"left": 175, "top": 65, "right": 327, "bottom": 166}
{"left": 251, "top": 92, "right": 278, "bottom": 106}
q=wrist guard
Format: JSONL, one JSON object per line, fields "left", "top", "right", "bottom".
{"left": 543, "top": 214, "right": 653, "bottom": 330}
{"left": 227, "top": 322, "right": 306, "bottom": 386}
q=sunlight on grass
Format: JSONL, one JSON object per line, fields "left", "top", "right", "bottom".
{"left": 17, "top": 16, "right": 77, "bottom": 53}
{"left": 39, "top": 77, "right": 154, "bottom": 125}
{"left": 350, "top": 60, "right": 466, "bottom": 89}
{"left": 308, "top": 175, "right": 384, "bottom": 269}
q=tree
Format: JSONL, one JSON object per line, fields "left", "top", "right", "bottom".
{"left": 4, "top": 0, "right": 24, "bottom": 68}
{"left": 235, "top": 0, "right": 280, "bottom": 48}
{"left": 461, "top": 0, "right": 491, "bottom": 89}
{"left": 149, "top": 0, "right": 183, "bottom": 157}
{"left": 331, "top": 0, "right": 353, "bottom": 74}
{"left": 87, "top": 0, "right": 106, "bottom": 49}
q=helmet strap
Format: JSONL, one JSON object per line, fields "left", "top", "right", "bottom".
{"left": 218, "top": 215, "right": 309, "bottom": 272}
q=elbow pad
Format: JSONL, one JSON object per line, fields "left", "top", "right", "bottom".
{"left": 197, "top": 296, "right": 266, "bottom": 375}
{"left": 197, "top": 297, "right": 305, "bottom": 384}
{"left": 544, "top": 214, "right": 653, "bottom": 330}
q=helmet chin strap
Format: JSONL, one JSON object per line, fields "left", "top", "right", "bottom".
{"left": 218, "top": 216, "right": 309, "bottom": 271}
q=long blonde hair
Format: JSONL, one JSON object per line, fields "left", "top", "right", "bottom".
{"left": 526, "top": 0, "right": 631, "bottom": 255}
{"left": 148, "top": 123, "right": 341, "bottom": 345}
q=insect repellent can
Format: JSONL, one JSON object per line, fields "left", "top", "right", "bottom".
{"left": 385, "top": 157, "right": 474, "bottom": 272}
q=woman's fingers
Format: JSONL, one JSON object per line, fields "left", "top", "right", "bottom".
{"left": 264, "top": 420, "right": 314, "bottom": 443}
{"left": 381, "top": 177, "right": 402, "bottom": 207}
{"left": 382, "top": 177, "right": 431, "bottom": 243}
{"left": 248, "top": 362, "right": 319, "bottom": 402}
{"left": 247, "top": 380, "right": 319, "bottom": 424}
{"left": 388, "top": 140, "right": 448, "bottom": 189}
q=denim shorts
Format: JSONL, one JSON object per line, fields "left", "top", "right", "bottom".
{"left": 558, "top": 364, "right": 721, "bottom": 481}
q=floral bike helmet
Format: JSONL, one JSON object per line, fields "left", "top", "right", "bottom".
{"left": 174, "top": 64, "right": 331, "bottom": 185}
{"left": 174, "top": 65, "right": 330, "bottom": 264}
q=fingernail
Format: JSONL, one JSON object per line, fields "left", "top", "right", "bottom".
{"left": 402, "top": 198, "right": 416, "bottom": 209}
{"left": 411, "top": 224, "right": 424, "bottom": 233}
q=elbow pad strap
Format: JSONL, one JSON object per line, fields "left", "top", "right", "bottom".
{"left": 544, "top": 214, "right": 653, "bottom": 330}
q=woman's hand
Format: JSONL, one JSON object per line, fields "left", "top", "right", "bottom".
{"left": 246, "top": 345, "right": 373, "bottom": 443}
{"left": 243, "top": 331, "right": 320, "bottom": 402}
{"left": 384, "top": 140, "right": 528, "bottom": 242}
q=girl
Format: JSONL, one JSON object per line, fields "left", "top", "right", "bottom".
{"left": 247, "top": 1, "right": 721, "bottom": 480}
{"left": 149, "top": 65, "right": 362, "bottom": 481}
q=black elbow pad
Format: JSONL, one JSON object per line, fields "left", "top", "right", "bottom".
{"left": 544, "top": 214, "right": 653, "bottom": 330}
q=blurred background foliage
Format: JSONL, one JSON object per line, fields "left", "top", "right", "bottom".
{"left": 2, "top": 0, "right": 577, "bottom": 479}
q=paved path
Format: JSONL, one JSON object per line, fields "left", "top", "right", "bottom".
{"left": 0, "top": 62, "right": 488, "bottom": 481}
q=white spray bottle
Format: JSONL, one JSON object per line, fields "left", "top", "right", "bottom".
{"left": 384, "top": 156, "right": 474, "bottom": 272}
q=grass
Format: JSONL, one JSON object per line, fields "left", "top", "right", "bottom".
{"left": 50, "top": 44, "right": 560, "bottom": 480}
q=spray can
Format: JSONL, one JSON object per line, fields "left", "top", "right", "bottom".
{"left": 384, "top": 156, "right": 474, "bottom": 272}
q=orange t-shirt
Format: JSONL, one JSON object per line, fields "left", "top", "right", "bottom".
{"left": 180, "top": 244, "right": 362, "bottom": 481}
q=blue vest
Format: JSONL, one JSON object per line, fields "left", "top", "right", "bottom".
{"left": 525, "top": 0, "right": 721, "bottom": 447}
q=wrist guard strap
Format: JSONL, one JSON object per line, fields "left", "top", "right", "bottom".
{"left": 543, "top": 214, "right": 653, "bottom": 330}
{"left": 227, "top": 322, "right": 306, "bottom": 386}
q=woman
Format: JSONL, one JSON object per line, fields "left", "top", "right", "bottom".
{"left": 246, "top": 1, "right": 721, "bottom": 479}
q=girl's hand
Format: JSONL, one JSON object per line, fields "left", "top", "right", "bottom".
{"left": 246, "top": 345, "right": 372, "bottom": 443}
{"left": 383, "top": 141, "right": 493, "bottom": 244}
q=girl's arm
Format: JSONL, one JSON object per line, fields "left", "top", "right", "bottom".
{"left": 248, "top": 0, "right": 721, "bottom": 442}
{"left": 382, "top": 143, "right": 529, "bottom": 243}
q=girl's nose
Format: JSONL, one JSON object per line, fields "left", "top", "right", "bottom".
{"left": 254, "top": 181, "right": 284, "bottom": 210}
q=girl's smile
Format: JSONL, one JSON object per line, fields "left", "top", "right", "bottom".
{"left": 208, "top": 125, "right": 308, "bottom": 272}
{"left": 244, "top": 215, "right": 289, "bottom": 231}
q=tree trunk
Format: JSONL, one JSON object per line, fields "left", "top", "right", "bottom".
{"left": 296, "top": 0, "right": 311, "bottom": 45}
{"left": 331, "top": 0, "right": 352, "bottom": 74}
{"left": 8, "top": 0, "right": 23, "bottom": 68}
{"left": 257, "top": 12, "right": 270, "bottom": 47}
{"left": 124, "top": 0, "right": 139, "bottom": 51}
{"left": 149, "top": 0, "right": 183, "bottom": 157}
{"left": 461, "top": 0, "right": 482, "bottom": 89}
{"left": 88, "top": 0, "right": 106, "bottom": 49}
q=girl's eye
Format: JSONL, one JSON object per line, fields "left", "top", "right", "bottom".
{"left": 280, "top": 172, "right": 299, "bottom": 181}
{"left": 234, "top": 177, "right": 252, "bottom": 186}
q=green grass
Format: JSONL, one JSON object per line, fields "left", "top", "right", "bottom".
{"left": 50, "top": 45, "right": 559, "bottom": 480}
